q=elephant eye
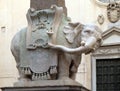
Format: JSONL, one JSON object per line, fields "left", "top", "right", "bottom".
{"left": 84, "top": 30, "right": 91, "bottom": 33}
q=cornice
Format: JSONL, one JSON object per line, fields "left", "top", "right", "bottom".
{"left": 91, "top": 0, "right": 120, "bottom": 7}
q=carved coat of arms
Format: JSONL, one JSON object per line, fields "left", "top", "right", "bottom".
{"left": 107, "top": 2, "right": 120, "bottom": 23}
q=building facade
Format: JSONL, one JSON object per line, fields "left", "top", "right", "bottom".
{"left": 0, "top": 0, "right": 120, "bottom": 91}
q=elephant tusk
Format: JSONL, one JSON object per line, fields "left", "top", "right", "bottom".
{"left": 84, "top": 36, "right": 97, "bottom": 49}
{"left": 81, "top": 41, "right": 85, "bottom": 46}
{"left": 48, "top": 42, "right": 92, "bottom": 54}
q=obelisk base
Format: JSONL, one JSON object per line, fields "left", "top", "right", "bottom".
{"left": 1, "top": 85, "right": 90, "bottom": 91}
{"left": 1, "top": 79, "right": 90, "bottom": 91}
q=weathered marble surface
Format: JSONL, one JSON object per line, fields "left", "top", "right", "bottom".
{"left": 11, "top": 1, "right": 102, "bottom": 87}
{"left": 30, "top": 0, "right": 67, "bottom": 15}
{"left": 1, "top": 85, "right": 90, "bottom": 91}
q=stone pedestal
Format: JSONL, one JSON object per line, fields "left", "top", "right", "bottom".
{"left": 1, "top": 86, "right": 90, "bottom": 91}
{"left": 1, "top": 80, "right": 90, "bottom": 91}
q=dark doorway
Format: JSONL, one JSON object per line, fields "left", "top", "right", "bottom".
{"left": 96, "top": 58, "right": 120, "bottom": 91}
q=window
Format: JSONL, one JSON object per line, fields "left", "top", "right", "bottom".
{"left": 96, "top": 58, "right": 120, "bottom": 91}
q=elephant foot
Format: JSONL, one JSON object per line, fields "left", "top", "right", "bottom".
{"left": 18, "top": 75, "right": 31, "bottom": 82}
{"left": 58, "top": 76, "right": 72, "bottom": 80}
{"left": 19, "top": 77, "right": 31, "bottom": 82}
{"left": 57, "top": 76, "right": 81, "bottom": 86}
{"left": 69, "top": 72, "right": 76, "bottom": 80}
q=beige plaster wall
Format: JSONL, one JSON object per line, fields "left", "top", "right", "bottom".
{"left": 0, "top": 0, "right": 109, "bottom": 90}
{"left": 66, "top": 0, "right": 111, "bottom": 89}
{"left": 0, "top": 0, "right": 30, "bottom": 87}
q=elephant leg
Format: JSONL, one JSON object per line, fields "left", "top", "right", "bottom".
{"left": 69, "top": 60, "right": 77, "bottom": 80}
{"left": 58, "top": 53, "right": 71, "bottom": 79}
{"left": 69, "top": 55, "right": 81, "bottom": 80}
{"left": 17, "top": 67, "right": 31, "bottom": 81}
{"left": 70, "top": 72, "right": 76, "bottom": 80}
{"left": 19, "top": 74, "right": 31, "bottom": 82}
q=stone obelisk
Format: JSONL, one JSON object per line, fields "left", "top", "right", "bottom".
{"left": 30, "top": 0, "right": 67, "bottom": 15}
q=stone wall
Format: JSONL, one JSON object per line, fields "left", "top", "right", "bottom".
{"left": 0, "top": 0, "right": 30, "bottom": 87}
{"left": 0, "top": 0, "right": 117, "bottom": 90}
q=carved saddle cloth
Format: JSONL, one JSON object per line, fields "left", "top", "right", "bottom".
{"left": 20, "top": 6, "right": 63, "bottom": 80}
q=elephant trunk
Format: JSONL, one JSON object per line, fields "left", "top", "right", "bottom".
{"left": 48, "top": 36, "right": 97, "bottom": 54}
{"left": 48, "top": 44, "right": 92, "bottom": 54}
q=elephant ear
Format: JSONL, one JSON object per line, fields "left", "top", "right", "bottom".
{"left": 63, "top": 23, "right": 83, "bottom": 44}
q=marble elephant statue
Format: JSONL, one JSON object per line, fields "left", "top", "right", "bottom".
{"left": 11, "top": 6, "right": 102, "bottom": 82}
{"left": 48, "top": 23, "right": 102, "bottom": 80}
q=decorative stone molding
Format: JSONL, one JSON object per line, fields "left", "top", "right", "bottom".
{"left": 98, "top": 0, "right": 120, "bottom": 3}
{"left": 107, "top": 2, "right": 120, "bottom": 23}
{"left": 102, "top": 27, "right": 120, "bottom": 45}
{"left": 92, "top": 26, "right": 120, "bottom": 56}
{"left": 91, "top": 0, "right": 109, "bottom": 6}
{"left": 92, "top": 0, "right": 120, "bottom": 6}
{"left": 91, "top": 0, "right": 120, "bottom": 23}
{"left": 97, "top": 14, "right": 104, "bottom": 25}
{"left": 91, "top": 26, "right": 120, "bottom": 91}
{"left": 92, "top": 45, "right": 120, "bottom": 55}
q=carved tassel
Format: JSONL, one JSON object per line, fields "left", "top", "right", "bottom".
{"left": 46, "top": 72, "right": 51, "bottom": 79}
{"left": 43, "top": 73, "right": 47, "bottom": 80}
{"left": 35, "top": 73, "right": 37, "bottom": 80}
{"left": 27, "top": 68, "right": 31, "bottom": 74}
{"left": 53, "top": 66, "right": 57, "bottom": 74}
{"left": 24, "top": 68, "right": 27, "bottom": 74}
{"left": 25, "top": 68, "right": 31, "bottom": 75}
{"left": 50, "top": 66, "right": 57, "bottom": 74}
{"left": 32, "top": 73, "right": 35, "bottom": 80}
{"left": 38, "top": 74, "right": 40, "bottom": 79}
{"left": 21, "top": 67, "right": 24, "bottom": 74}
{"left": 41, "top": 73, "right": 44, "bottom": 80}
{"left": 50, "top": 66, "right": 53, "bottom": 74}
{"left": 39, "top": 73, "right": 42, "bottom": 80}
{"left": 37, "top": 73, "right": 44, "bottom": 80}
{"left": 23, "top": 68, "right": 30, "bottom": 75}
